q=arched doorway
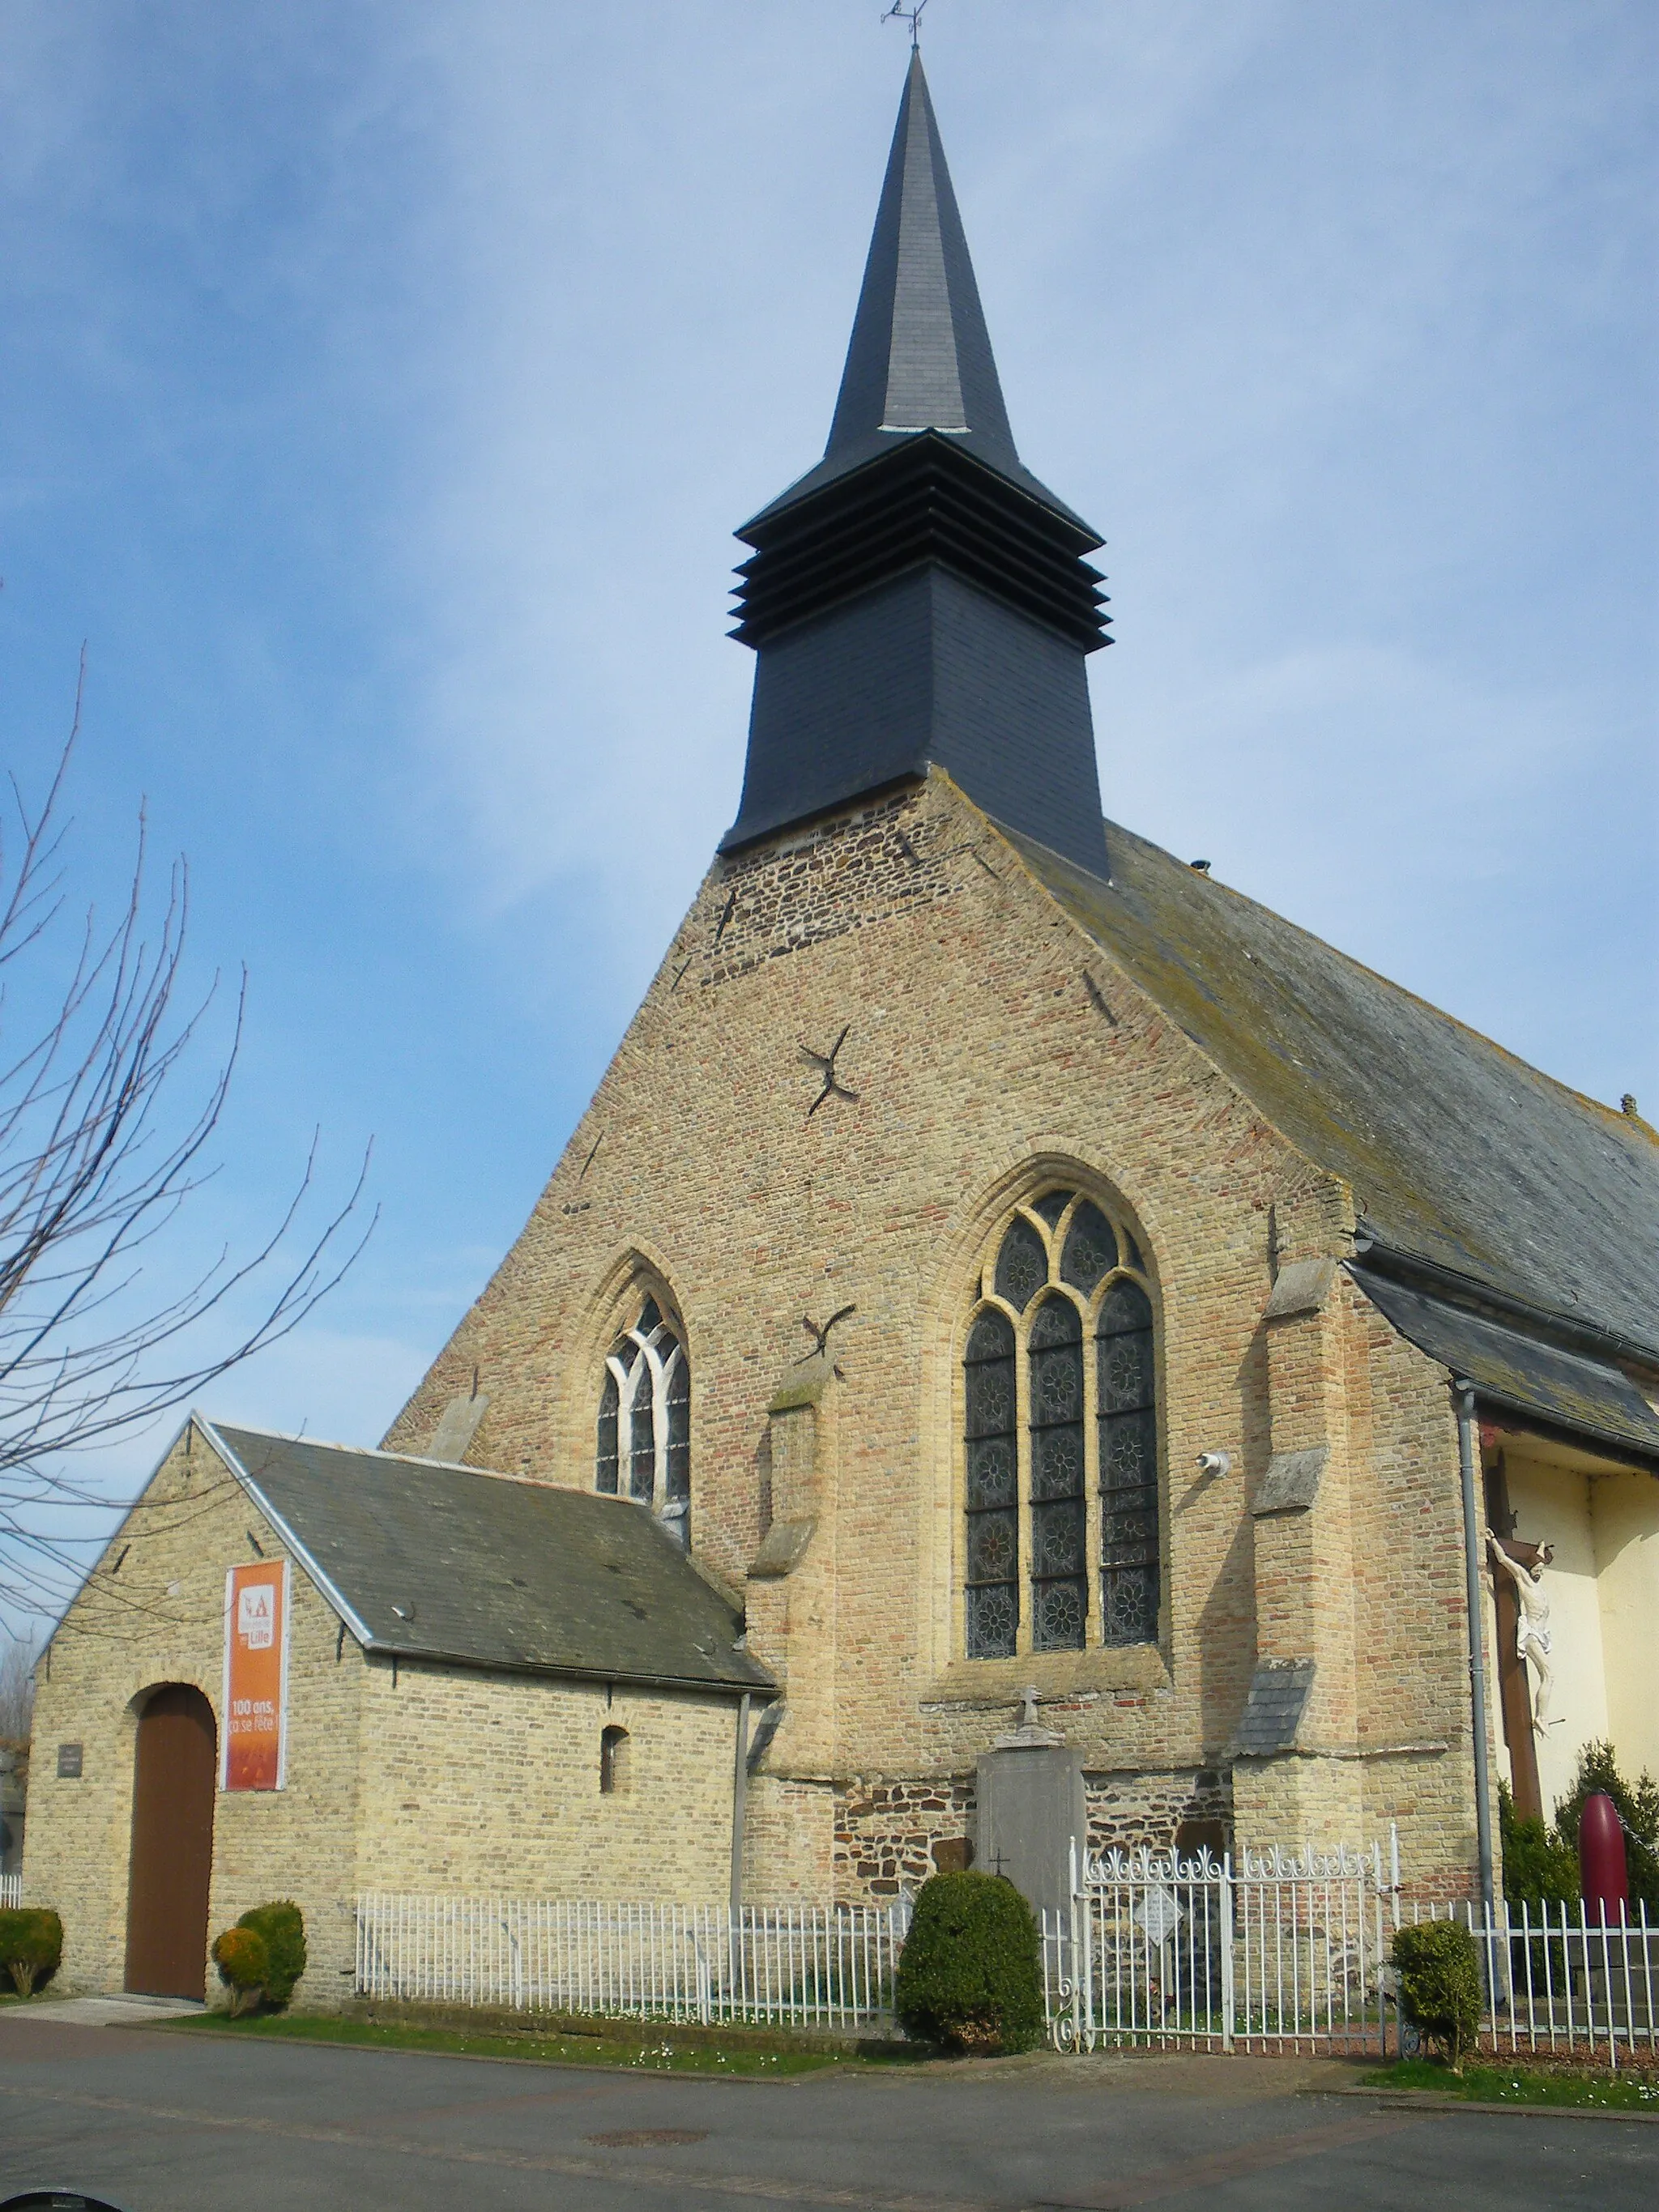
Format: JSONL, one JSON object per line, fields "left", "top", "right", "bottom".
{"left": 125, "top": 1684, "right": 216, "bottom": 1998}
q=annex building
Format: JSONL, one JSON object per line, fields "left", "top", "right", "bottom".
{"left": 25, "top": 56, "right": 1659, "bottom": 2005}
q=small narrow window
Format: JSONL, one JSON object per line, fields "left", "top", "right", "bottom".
{"left": 1029, "top": 1296, "right": 1086, "bottom": 1652}
{"left": 596, "top": 1371, "right": 620, "bottom": 1494}
{"left": 1098, "top": 1280, "right": 1158, "bottom": 1645}
{"left": 599, "top": 1724, "right": 630, "bottom": 1796}
{"left": 964, "top": 1308, "right": 1018, "bottom": 1657}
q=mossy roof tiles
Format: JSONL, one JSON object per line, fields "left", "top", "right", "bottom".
{"left": 1005, "top": 816, "right": 1659, "bottom": 1364}
{"left": 207, "top": 1422, "right": 774, "bottom": 1698}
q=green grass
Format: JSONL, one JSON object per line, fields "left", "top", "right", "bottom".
{"left": 156, "top": 2008, "right": 915, "bottom": 2075}
{"left": 1362, "top": 2058, "right": 1659, "bottom": 2112}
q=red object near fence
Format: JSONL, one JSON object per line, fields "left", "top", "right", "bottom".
{"left": 1579, "top": 1792, "right": 1629, "bottom": 1924}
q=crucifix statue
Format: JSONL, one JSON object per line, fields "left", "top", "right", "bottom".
{"left": 1486, "top": 1531, "right": 1559, "bottom": 1735}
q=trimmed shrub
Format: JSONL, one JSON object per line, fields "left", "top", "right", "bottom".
{"left": 1393, "top": 1920, "right": 1481, "bottom": 2072}
{"left": 894, "top": 1872, "right": 1044, "bottom": 2055}
{"left": 212, "top": 1924, "right": 269, "bottom": 2018}
{"left": 0, "top": 1907, "right": 62, "bottom": 1997}
{"left": 1499, "top": 1784, "right": 1576, "bottom": 1914}
{"left": 237, "top": 1900, "right": 307, "bottom": 2007}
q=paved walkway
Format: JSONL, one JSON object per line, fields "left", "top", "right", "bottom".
{"left": 6, "top": 1994, "right": 204, "bottom": 2027}
{"left": 0, "top": 2011, "right": 1655, "bottom": 2210}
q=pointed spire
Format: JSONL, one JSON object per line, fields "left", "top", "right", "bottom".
{"left": 827, "top": 52, "right": 1016, "bottom": 467}
{"left": 750, "top": 53, "right": 1085, "bottom": 531}
{"left": 722, "top": 59, "right": 1111, "bottom": 879}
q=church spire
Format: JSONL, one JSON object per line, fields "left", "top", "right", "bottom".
{"left": 825, "top": 51, "right": 1017, "bottom": 478}
{"left": 722, "top": 60, "right": 1111, "bottom": 876}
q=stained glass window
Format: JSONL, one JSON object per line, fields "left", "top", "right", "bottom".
{"left": 1028, "top": 1297, "right": 1086, "bottom": 1651}
{"left": 963, "top": 1192, "right": 1160, "bottom": 1659}
{"left": 596, "top": 1371, "right": 620, "bottom": 1494}
{"left": 964, "top": 1307, "right": 1018, "bottom": 1657}
{"left": 596, "top": 1296, "right": 690, "bottom": 1545}
{"left": 1060, "top": 1201, "right": 1117, "bottom": 1297}
{"left": 993, "top": 1215, "right": 1048, "bottom": 1312}
{"left": 1098, "top": 1280, "right": 1158, "bottom": 1645}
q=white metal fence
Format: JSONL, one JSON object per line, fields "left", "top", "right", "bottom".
{"left": 355, "top": 1893, "right": 909, "bottom": 2032}
{"left": 1414, "top": 1897, "right": 1657, "bottom": 2068}
{"left": 0, "top": 1873, "right": 20, "bottom": 1910}
{"left": 1043, "top": 1840, "right": 1395, "bottom": 2054}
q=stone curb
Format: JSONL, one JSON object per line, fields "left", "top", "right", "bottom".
{"left": 1324, "top": 2085, "right": 1659, "bottom": 2125}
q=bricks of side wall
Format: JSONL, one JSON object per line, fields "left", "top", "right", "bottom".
{"left": 353, "top": 1668, "right": 740, "bottom": 1902}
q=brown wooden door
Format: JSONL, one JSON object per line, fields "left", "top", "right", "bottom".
{"left": 126, "top": 1684, "right": 217, "bottom": 1998}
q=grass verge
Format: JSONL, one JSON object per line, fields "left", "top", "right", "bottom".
{"left": 1361, "top": 2058, "right": 1659, "bottom": 2112}
{"left": 156, "top": 2009, "right": 924, "bottom": 2076}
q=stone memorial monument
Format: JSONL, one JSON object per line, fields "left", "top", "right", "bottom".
{"left": 975, "top": 1688, "right": 1088, "bottom": 1918}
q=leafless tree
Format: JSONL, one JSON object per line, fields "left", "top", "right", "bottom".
{"left": 0, "top": 663, "right": 372, "bottom": 1623}
{"left": 0, "top": 1634, "right": 32, "bottom": 1749}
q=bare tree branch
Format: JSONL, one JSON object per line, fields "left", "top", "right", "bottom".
{"left": 0, "top": 663, "right": 374, "bottom": 1619}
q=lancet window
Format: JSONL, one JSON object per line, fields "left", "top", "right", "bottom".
{"left": 962, "top": 1191, "right": 1160, "bottom": 1659}
{"left": 596, "top": 1294, "right": 690, "bottom": 1545}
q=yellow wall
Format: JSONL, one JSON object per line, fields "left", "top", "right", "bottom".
{"left": 1503, "top": 1447, "right": 1659, "bottom": 1821}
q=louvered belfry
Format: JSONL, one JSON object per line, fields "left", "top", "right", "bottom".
{"left": 723, "top": 53, "right": 1111, "bottom": 875}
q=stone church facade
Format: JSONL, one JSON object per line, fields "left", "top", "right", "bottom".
{"left": 383, "top": 58, "right": 1659, "bottom": 1904}
{"left": 22, "top": 54, "right": 1659, "bottom": 1999}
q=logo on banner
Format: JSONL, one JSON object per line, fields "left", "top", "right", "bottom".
{"left": 238, "top": 1583, "right": 275, "bottom": 1648}
{"left": 223, "top": 1559, "right": 289, "bottom": 1791}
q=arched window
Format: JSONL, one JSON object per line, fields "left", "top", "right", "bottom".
{"left": 595, "top": 1294, "right": 690, "bottom": 1546}
{"left": 961, "top": 1190, "right": 1160, "bottom": 1658}
{"left": 599, "top": 1724, "right": 630, "bottom": 1796}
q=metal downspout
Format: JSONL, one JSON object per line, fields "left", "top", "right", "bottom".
{"left": 1455, "top": 1378, "right": 1495, "bottom": 1917}
{"left": 730, "top": 1692, "right": 752, "bottom": 1922}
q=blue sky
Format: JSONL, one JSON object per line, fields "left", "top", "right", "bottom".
{"left": 2, "top": 1, "right": 1654, "bottom": 1640}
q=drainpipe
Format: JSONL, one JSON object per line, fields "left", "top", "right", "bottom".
{"left": 1455, "top": 1378, "right": 1495, "bottom": 1919}
{"left": 729, "top": 1692, "right": 752, "bottom": 1922}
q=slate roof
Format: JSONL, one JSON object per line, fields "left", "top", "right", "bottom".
{"left": 1002, "top": 812, "right": 1659, "bottom": 1378}
{"left": 207, "top": 1422, "right": 774, "bottom": 1698}
{"left": 1235, "top": 1660, "right": 1316, "bottom": 1757}
{"left": 746, "top": 53, "right": 1090, "bottom": 535}
{"left": 1351, "top": 1272, "right": 1659, "bottom": 1465}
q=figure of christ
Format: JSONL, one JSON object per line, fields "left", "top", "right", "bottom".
{"left": 1486, "top": 1531, "right": 1559, "bottom": 1734}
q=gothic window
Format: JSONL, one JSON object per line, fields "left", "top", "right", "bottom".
{"left": 596, "top": 1294, "right": 690, "bottom": 1546}
{"left": 961, "top": 1190, "right": 1161, "bottom": 1658}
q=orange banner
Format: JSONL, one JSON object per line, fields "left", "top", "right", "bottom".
{"left": 222, "top": 1559, "right": 289, "bottom": 1791}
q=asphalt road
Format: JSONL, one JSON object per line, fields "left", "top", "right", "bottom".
{"left": 2, "top": 2017, "right": 1656, "bottom": 2211}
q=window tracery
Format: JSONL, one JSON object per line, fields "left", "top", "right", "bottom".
{"left": 961, "top": 1189, "right": 1161, "bottom": 1658}
{"left": 596, "top": 1294, "right": 690, "bottom": 1545}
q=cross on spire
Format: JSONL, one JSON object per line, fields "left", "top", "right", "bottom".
{"left": 882, "top": 0, "right": 930, "bottom": 52}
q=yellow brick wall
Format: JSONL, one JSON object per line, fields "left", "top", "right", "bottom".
{"left": 23, "top": 1425, "right": 365, "bottom": 2001}
{"left": 23, "top": 1424, "right": 744, "bottom": 2004}
{"left": 353, "top": 1664, "right": 739, "bottom": 1900}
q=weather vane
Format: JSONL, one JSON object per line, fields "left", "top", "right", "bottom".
{"left": 882, "top": 0, "right": 929, "bottom": 51}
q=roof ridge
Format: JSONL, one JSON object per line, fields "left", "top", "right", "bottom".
{"left": 207, "top": 1417, "right": 586, "bottom": 1494}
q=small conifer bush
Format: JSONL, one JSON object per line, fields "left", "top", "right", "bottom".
{"left": 212, "top": 1924, "right": 269, "bottom": 2017}
{"left": 1392, "top": 1920, "right": 1482, "bottom": 2072}
{"left": 894, "top": 1872, "right": 1044, "bottom": 2054}
{"left": 236, "top": 1900, "right": 306, "bottom": 2007}
{"left": 0, "top": 1907, "right": 62, "bottom": 1997}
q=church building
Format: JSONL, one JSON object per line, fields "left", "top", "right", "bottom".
{"left": 24, "top": 56, "right": 1659, "bottom": 2004}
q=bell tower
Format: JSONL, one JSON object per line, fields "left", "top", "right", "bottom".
{"left": 723, "top": 53, "right": 1112, "bottom": 877}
